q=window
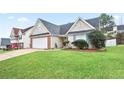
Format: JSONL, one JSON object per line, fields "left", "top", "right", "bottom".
{"left": 75, "top": 35, "right": 86, "bottom": 40}
{"left": 18, "top": 31, "right": 22, "bottom": 39}
{"left": 18, "top": 35, "right": 22, "bottom": 39}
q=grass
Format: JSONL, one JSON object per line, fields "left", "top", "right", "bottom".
{"left": 0, "top": 46, "right": 124, "bottom": 79}
{"left": 0, "top": 50, "right": 8, "bottom": 54}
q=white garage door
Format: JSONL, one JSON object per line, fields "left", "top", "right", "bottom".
{"left": 32, "top": 37, "right": 47, "bottom": 48}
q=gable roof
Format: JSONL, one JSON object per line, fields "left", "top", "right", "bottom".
{"left": 65, "top": 17, "right": 96, "bottom": 35}
{"left": 40, "top": 18, "right": 75, "bottom": 35}
{"left": 11, "top": 26, "right": 34, "bottom": 37}
{"left": 39, "top": 19, "right": 60, "bottom": 35}
{"left": 0, "top": 38, "right": 10, "bottom": 46}
{"left": 85, "top": 17, "right": 100, "bottom": 29}
{"left": 59, "top": 22, "right": 74, "bottom": 35}
{"left": 39, "top": 17, "right": 98, "bottom": 35}
{"left": 12, "top": 28, "right": 24, "bottom": 36}
{"left": 11, "top": 17, "right": 100, "bottom": 37}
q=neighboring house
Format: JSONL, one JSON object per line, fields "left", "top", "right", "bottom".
{"left": 0, "top": 38, "right": 10, "bottom": 49}
{"left": 10, "top": 17, "right": 102, "bottom": 49}
{"left": 10, "top": 27, "right": 34, "bottom": 48}
{"left": 114, "top": 25, "right": 124, "bottom": 44}
{"left": 10, "top": 28, "right": 24, "bottom": 48}
{"left": 105, "top": 25, "right": 124, "bottom": 46}
{"left": 23, "top": 26, "right": 34, "bottom": 48}
{"left": 116, "top": 25, "right": 124, "bottom": 33}
{"left": 106, "top": 25, "right": 124, "bottom": 35}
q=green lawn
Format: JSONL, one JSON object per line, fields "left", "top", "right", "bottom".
{"left": 0, "top": 50, "right": 7, "bottom": 54}
{"left": 0, "top": 46, "right": 124, "bottom": 79}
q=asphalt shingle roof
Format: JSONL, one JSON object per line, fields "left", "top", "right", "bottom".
{"left": 59, "top": 22, "right": 74, "bottom": 35}
{"left": 11, "top": 17, "right": 101, "bottom": 36}
{"left": 39, "top": 17, "right": 100, "bottom": 35}
{"left": 24, "top": 26, "right": 34, "bottom": 32}
{"left": 117, "top": 25, "right": 124, "bottom": 30}
{"left": 40, "top": 19, "right": 60, "bottom": 35}
{"left": 85, "top": 17, "right": 100, "bottom": 29}
{"left": 11, "top": 17, "right": 124, "bottom": 36}
{"left": 12, "top": 28, "right": 24, "bottom": 36}
{"left": 11, "top": 26, "right": 34, "bottom": 36}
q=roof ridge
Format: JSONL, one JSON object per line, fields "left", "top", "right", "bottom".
{"left": 39, "top": 18, "right": 59, "bottom": 26}
{"left": 59, "top": 22, "right": 75, "bottom": 26}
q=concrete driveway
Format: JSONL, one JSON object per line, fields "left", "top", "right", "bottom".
{"left": 0, "top": 49, "right": 39, "bottom": 61}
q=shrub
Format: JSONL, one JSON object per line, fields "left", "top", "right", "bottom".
{"left": 72, "top": 39, "right": 89, "bottom": 49}
{"left": 55, "top": 43, "right": 58, "bottom": 48}
{"left": 88, "top": 30, "right": 106, "bottom": 49}
{"left": 63, "top": 41, "right": 69, "bottom": 46}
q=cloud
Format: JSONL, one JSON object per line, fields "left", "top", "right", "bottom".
{"left": 0, "top": 13, "right": 8, "bottom": 14}
{"left": 17, "top": 17, "right": 29, "bottom": 22}
{"left": 113, "top": 15, "right": 120, "bottom": 25}
{"left": 8, "top": 16, "right": 15, "bottom": 19}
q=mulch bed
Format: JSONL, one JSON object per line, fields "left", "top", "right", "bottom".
{"left": 63, "top": 48, "right": 106, "bottom": 52}
{"left": 82, "top": 49, "right": 97, "bottom": 52}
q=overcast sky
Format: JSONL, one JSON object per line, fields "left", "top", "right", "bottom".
{"left": 0, "top": 13, "right": 124, "bottom": 38}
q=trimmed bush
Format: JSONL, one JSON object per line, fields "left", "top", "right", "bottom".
{"left": 72, "top": 39, "right": 89, "bottom": 49}
{"left": 88, "top": 30, "right": 106, "bottom": 49}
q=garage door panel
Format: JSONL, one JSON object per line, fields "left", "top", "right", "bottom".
{"left": 32, "top": 37, "right": 47, "bottom": 48}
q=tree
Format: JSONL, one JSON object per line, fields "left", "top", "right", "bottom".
{"left": 88, "top": 30, "right": 106, "bottom": 49}
{"left": 100, "top": 13, "right": 115, "bottom": 32}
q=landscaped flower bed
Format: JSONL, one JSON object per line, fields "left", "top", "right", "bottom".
{"left": 63, "top": 48, "right": 106, "bottom": 52}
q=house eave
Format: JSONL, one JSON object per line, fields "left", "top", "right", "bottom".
{"left": 30, "top": 33, "right": 50, "bottom": 38}
{"left": 68, "top": 29, "right": 93, "bottom": 34}
{"left": 56, "top": 35, "right": 67, "bottom": 37}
